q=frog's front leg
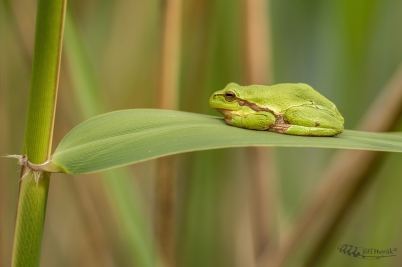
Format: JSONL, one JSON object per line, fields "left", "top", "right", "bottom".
{"left": 284, "top": 106, "right": 344, "bottom": 136}
{"left": 231, "top": 111, "right": 275, "bottom": 130}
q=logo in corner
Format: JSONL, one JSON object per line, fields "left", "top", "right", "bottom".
{"left": 337, "top": 244, "right": 397, "bottom": 259}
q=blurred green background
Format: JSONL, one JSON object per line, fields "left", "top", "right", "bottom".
{"left": 1, "top": 0, "right": 402, "bottom": 266}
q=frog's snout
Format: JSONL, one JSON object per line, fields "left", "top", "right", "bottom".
{"left": 209, "top": 94, "right": 216, "bottom": 107}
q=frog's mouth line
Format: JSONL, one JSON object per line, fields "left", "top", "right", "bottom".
{"left": 213, "top": 94, "right": 278, "bottom": 114}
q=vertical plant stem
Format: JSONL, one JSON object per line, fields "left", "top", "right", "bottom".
{"left": 243, "top": 0, "right": 273, "bottom": 84}
{"left": 64, "top": 13, "right": 157, "bottom": 267}
{"left": 156, "top": 1, "right": 182, "bottom": 266}
{"left": 12, "top": 0, "right": 66, "bottom": 266}
{"left": 158, "top": 0, "right": 182, "bottom": 110}
{"left": 156, "top": 157, "right": 176, "bottom": 267}
{"left": 242, "top": 0, "right": 277, "bottom": 261}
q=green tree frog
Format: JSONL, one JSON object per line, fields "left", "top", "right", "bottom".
{"left": 209, "top": 83, "right": 344, "bottom": 136}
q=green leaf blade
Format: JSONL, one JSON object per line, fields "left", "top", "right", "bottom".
{"left": 50, "top": 109, "right": 402, "bottom": 174}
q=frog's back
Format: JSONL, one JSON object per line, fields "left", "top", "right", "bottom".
{"left": 244, "top": 83, "right": 336, "bottom": 112}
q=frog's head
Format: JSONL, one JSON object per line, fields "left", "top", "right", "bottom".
{"left": 209, "top": 83, "right": 245, "bottom": 112}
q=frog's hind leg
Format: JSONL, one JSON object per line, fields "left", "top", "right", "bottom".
{"left": 285, "top": 125, "right": 341, "bottom": 136}
{"left": 283, "top": 106, "right": 343, "bottom": 136}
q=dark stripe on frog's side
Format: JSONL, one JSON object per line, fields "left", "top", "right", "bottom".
{"left": 214, "top": 94, "right": 292, "bottom": 133}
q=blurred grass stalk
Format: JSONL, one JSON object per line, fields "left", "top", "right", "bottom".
{"left": 242, "top": 0, "right": 278, "bottom": 263}
{"left": 64, "top": 11, "right": 157, "bottom": 267}
{"left": 156, "top": 0, "right": 183, "bottom": 267}
{"left": 261, "top": 62, "right": 402, "bottom": 267}
{"left": 12, "top": 0, "right": 66, "bottom": 266}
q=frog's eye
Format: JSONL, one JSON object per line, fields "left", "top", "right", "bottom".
{"left": 224, "top": 91, "right": 236, "bottom": 102}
